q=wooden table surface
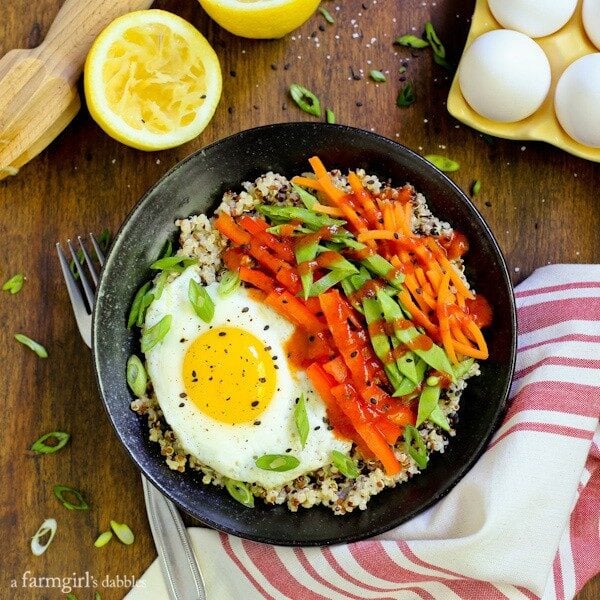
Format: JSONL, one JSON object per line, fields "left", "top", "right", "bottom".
{"left": 1, "top": 0, "right": 598, "bottom": 598}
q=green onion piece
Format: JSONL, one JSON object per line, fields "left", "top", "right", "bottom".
{"left": 151, "top": 255, "right": 196, "bottom": 271}
{"left": 225, "top": 479, "right": 255, "bottom": 508}
{"left": 15, "top": 333, "right": 47, "bottom": 358}
{"left": 453, "top": 357, "right": 475, "bottom": 380}
{"left": 153, "top": 271, "right": 169, "bottom": 301}
{"left": 319, "top": 6, "right": 334, "bottom": 24}
{"left": 3, "top": 273, "right": 24, "bottom": 294}
{"left": 127, "top": 355, "right": 147, "bottom": 397}
{"left": 292, "top": 183, "right": 318, "bottom": 209}
{"left": 398, "top": 66, "right": 407, "bottom": 74}
{"left": 98, "top": 229, "right": 112, "bottom": 253}
{"left": 31, "top": 518, "right": 57, "bottom": 556}
{"left": 369, "top": 70, "right": 387, "bottom": 82}
{"left": 396, "top": 82, "right": 415, "bottom": 108}
{"left": 416, "top": 383, "right": 441, "bottom": 426}
{"left": 404, "top": 425, "right": 428, "bottom": 469}
{"left": 308, "top": 269, "right": 352, "bottom": 297}
{"left": 141, "top": 315, "right": 172, "bottom": 353}
{"left": 94, "top": 531, "right": 113, "bottom": 548}
{"left": 136, "top": 290, "right": 155, "bottom": 327}
{"left": 326, "top": 108, "right": 336, "bottom": 124}
{"left": 159, "top": 239, "right": 173, "bottom": 260}
{"left": 331, "top": 450, "right": 359, "bottom": 478}
{"left": 69, "top": 248, "right": 85, "bottom": 280}
{"left": 128, "top": 282, "right": 151, "bottom": 329}
{"left": 255, "top": 454, "right": 300, "bottom": 472}
{"left": 188, "top": 279, "right": 215, "bottom": 323}
{"left": 66, "top": 594, "right": 78, "bottom": 600}
{"left": 424, "top": 155, "right": 460, "bottom": 172}
{"left": 424, "top": 21, "right": 446, "bottom": 58}
{"left": 471, "top": 180, "right": 481, "bottom": 197}
{"left": 218, "top": 270, "right": 241, "bottom": 298}
{"left": 426, "top": 375, "right": 440, "bottom": 387}
{"left": 433, "top": 53, "right": 453, "bottom": 70}
{"left": 395, "top": 34, "right": 429, "bottom": 48}
{"left": 110, "top": 520, "right": 134, "bottom": 545}
{"left": 53, "top": 485, "right": 89, "bottom": 511}
{"left": 31, "top": 431, "right": 70, "bottom": 454}
{"left": 429, "top": 405, "right": 451, "bottom": 432}
{"left": 94, "top": 593, "right": 102, "bottom": 600}
{"left": 294, "top": 394, "right": 309, "bottom": 448}
{"left": 289, "top": 83, "right": 321, "bottom": 117}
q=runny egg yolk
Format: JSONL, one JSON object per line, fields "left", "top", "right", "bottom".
{"left": 182, "top": 326, "right": 276, "bottom": 424}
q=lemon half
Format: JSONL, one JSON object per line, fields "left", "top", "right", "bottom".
{"left": 198, "top": 0, "right": 321, "bottom": 39}
{"left": 84, "top": 10, "right": 222, "bottom": 151}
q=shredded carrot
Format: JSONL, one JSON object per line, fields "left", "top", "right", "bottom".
{"left": 415, "top": 267, "right": 435, "bottom": 297}
{"left": 424, "top": 238, "right": 474, "bottom": 300}
{"left": 316, "top": 174, "right": 347, "bottom": 204}
{"left": 393, "top": 202, "right": 412, "bottom": 237}
{"left": 312, "top": 202, "right": 345, "bottom": 217}
{"left": 451, "top": 339, "right": 489, "bottom": 359}
{"left": 404, "top": 272, "right": 436, "bottom": 312}
{"left": 290, "top": 175, "right": 323, "bottom": 191}
{"left": 465, "top": 319, "right": 489, "bottom": 358}
{"left": 437, "top": 273, "right": 458, "bottom": 364}
{"left": 426, "top": 268, "right": 441, "bottom": 292}
{"left": 398, "top": 289, "right": 439, "bottom": 338}
{"left": 347, "top": 171, "right": 381, "bottom": 228}
{"left": 308, "top": 155, "right": 329, "bottom": 179}
{"left": 357, "top": 230, "right": 399, "bottom": 242}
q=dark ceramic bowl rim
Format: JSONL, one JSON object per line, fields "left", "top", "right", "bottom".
{"left": 92, "top": 122, "right": 517, "bottom": 546}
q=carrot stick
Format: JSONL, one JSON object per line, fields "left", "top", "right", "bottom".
{"left": 357, "top": 230, "right": 399, "bottom": 242}
{"left": 291, "top": 175, "right": 323, "bottom": 191}
{"left": 308, "top": 156, "right": 329, "bottom": 180}
{"left": 398, "top": 288, "right": 439, "bottom": 338}
{"left": 415, "top": 267, "right": 435, "bottom": 297}
{"left": 394, "top": 202, "right": 412, "bottom": 237}
{"left": 404, "top": 272, "right": 437, "bottom": 312}
{"left": 425, "top": 238, "right": 474, "bottom": 300}
{"left": 317, "top": 174, "right": 347, "bottom": 204}
{"left": 312, "top": 202, "right": 345, "bottom": 217}
{"left": 347, "top": 171, "right": 381, "bottom": 228}
{"left": 465, "top": 319, "right": 489, "bottom": 359}
{"left": 437, "top": 273, "right": 458, "bottom": 364}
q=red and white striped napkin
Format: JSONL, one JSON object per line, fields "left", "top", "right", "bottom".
{"left": 128, "top": 264, "right": 600, "bottom": 600}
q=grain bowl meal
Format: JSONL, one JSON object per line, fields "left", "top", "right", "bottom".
{"left": 126, "top": 156, "right": 492, "bottom": 515}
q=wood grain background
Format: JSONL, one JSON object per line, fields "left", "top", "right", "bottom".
{"left": 0, "top": 0, "right": 598, "bottom": 598}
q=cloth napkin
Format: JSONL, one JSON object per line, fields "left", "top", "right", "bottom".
{"left": 127, "top": 264, "right": 600, "bottom": 600}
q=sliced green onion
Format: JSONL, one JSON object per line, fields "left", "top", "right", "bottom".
{"left": 433, "top": 53, "right": 453, "bottom": 70}
{"left": 426, "top": 375, "right": 440, "bottom": 387}
{"left": 127, "top": 355, "right": 147, "bottom": 397}
{"left": 31, "top": 518, "right": 57, "bottom": 556}
{"left": 424, "top": 22, "right": 445, "bottom": 58}
{"left": 69, "top": 248, "right": 85, "bottom": 280}
{"left": 331, "top": 450, "right": 360, "bottom": 478}
{"left": 395, "top": 34, "right": 429, "bottom": 48}
{"left": 424, "top": 155, "right": 460, "bottom": 172}
{"left": 3, "top": 273, "right": 24, "bottom": 294}
{"left": 15, "top": 333, "right": 47, "bottom": 358}
{"left": 255, "top": 454, "right": 300, "bottom": 472}
{"left": 153, "top": 271, "right": 169, "bottom": 301}
{"left": 94, "top": 593, "right": 102, "bottom": 600}
{"left": 319, "top": 6, "right": 334, "bottom": 24}
{"left": 326, "top": 108, "right": 336, "bottom": 124}
{"left": 150, "top": 255, "right": 196, "bottom": 271}
{"left": 369, "top": 70, "right": 387, "bottom": 82}
{"left": 141, "top": 315, "right": 172, "bottom": 353}
{"left": 404, "top": 425, "right": 428, "bottom": 469}
{"left": 159, "top": 238, "right": 173, "bottom": 260}
{"left": 471, "top": 180, "right": 481, "bottom": 196}
{"left": 289, "top": 84, "right": 321, "bottom": 117}
{"left": 31, "top": 431, "right": 70, "bottom": 454}
{"left": 66, "top": 594, "right": 78, "bottom": 600}
{"left": 94, "top": 531, "right": 113, "bottom": 548}
{"left": 188, "top": 279, "right": 215, "bottom": 323}
{"left": 294, "top": 394, "right": 309, "bottom": 448}
{"left": 53, "top": 485, "right": 89, "bottom": 510}
{"left": 292, "top": 184, "right": 318, "bottom": 209}
{"left": 218, "top": 270, "right": 241, "bottom": 298}
{"left": 398, "top": 66, "right": 407, "bottom": 74}
{"left": 110, "top": 520, "right": 134, "bottom": 545}
{"left": 128, "top": 282, "right": 151, "bottom": 329}
{"left": 136, "top": 290, "right": 154, "bottom": 327}
{"left": 396, "top": 82, "right": 415, "bottom": 108}
{"left": 225, "top": 479, "right": 255, "bottom": 508}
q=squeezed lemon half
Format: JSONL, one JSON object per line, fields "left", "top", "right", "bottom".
{"left": 198, "top": 0, "right": 321, "bottom": 39}
{"left": 84, "top": 10, "right": 222, "bottom": 151}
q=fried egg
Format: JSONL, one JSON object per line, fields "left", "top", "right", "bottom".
{"left": 143, "top": 266, "right": 352, "bottom": 488}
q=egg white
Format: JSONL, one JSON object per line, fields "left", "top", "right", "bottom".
{"left": 143, "top": 266, "right": 352, "bottom": 488}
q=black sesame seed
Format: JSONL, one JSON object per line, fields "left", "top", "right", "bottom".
{"left": 230, "top": 70, "right": 237, "bottom": 77}
{"left": 264, "top": 325, "right": 270, "bottom": 331}
{"left": 284, "top": 63, "right": 291, "bottom": 70}
{"left": 179, "top": 392, "right": 187, "bottom": 398}
{"left": 356, "top": 101, "right": 363, "bottom": 107}
{"left": 200, "top": 94, "right": 207, "bottom": 99}
{"left": 308, "top": 335, "right": 315, "bottom": 342}
{"left": 319, "top": 24, "right": 325, "bottom": 32}
{"left": 270, "top": 63, "right": 277, "bottom": 70}
{"left": 219, "top": 331, "right": 226, "bottom": 337}
{"left": 251, "top": 400, "right": 259, "bottom": 407}
{"left": 179, "top": 402, "right": 185, "bottom": 408}
{"left": 227, "top": 106, "right": 233, "bottom": 114}
{"left": 180, "top": 338, "right": 186, "bottom": 343}
{"left": 254, "top": 420, "right": 261, "bottom": 426}
{"left": 241, "top": 307, "right": 249, "bottom": 313}
{"left": 259, "top": 377, "right": 266, "bottom": 383}
{"left": 350, "top": 351, "right": 358, "bottom": 358}
{"left": 314, "top": 426, "right": 321, "bottom": 431}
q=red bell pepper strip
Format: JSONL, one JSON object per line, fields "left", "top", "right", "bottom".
{"left": 265, "top": 291, "right": 326, "bottom": 333}
{"left": 214, "top": 212, "right": 251, "bottom": 245}
{"left": 238, "top": 215, "right": 295, "bottom": 263}
{"left": 238, "top": 267, "right": 275, "bottom": 293}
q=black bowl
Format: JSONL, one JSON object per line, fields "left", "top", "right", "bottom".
{"left": 93, "top": 122, "right": 516, "bottom": 546}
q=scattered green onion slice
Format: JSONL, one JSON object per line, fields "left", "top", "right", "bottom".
{"left": 94, "top": 593, "right": 102, "bottom": 600}
{"left": 369, "top": 70, "right": 387, "bottom": 82}
{"left": 31, "top": 431, "right": 70, "bottom": 454}
{"left": 150, "top": 255, "right": 196, "bottom": 271}
{"left": 326, "top": 108, "right": 336, "bottom": 124}
{"left": 69, "top": 248, "right": 85, "bottom": 280}
{"left": 94, "top": 531, "right": 113, "bottom": 548}
{"left": 225, "top": 479, "right": 255, "bottom": 508}
{"left": 398, "top": 66, "right": 407, "bottom": 74}
{"left": 66, "top": 594, "right": 78, "bottom": 600}
{"left": 128, "top": 282, "right": 151, "bottom": 329}
{"left": 188, "top": 279, "right": 215, "bottom": 323}
{"left": 319, "top": 6, "right": 334, "bottom": 24}
{"left": 136, "top": 290, "right": 155, "bottom": 327}
{"left": 110, "top": 520, "right": 135, "bottom": 545}
{"left": 395, "top": 34, "right": 429, "bottom": 48}
{"left": 160, "top": 239, "right": 173, "bottom": 260}
{"left": 424, "top": 21, "right": 445, "bottom": 59}
{"left": 255, "top": 454, "right": 300, "bottom": 472}
{"left": 15, "top": 333, "right": 47, "bottom": 358}
{"left": 3, "top": 273, "right": 24, "bottom": 294}
{"left": 424, "top": 155, "right": 460, "bottom": 172}
{"left": 396, "top": 82, "right": 416, "bottom": 108}
{"left": 289, "top": 84, "right": 321, "bottom": 117}
{"left": 141, "top": 315, "right": 172, "bottom": 353}
{"left": 471, "top": 180, "right": 481, "bottom": 196}
{"left": 218, "top": 270, "right": 241, "bottom": 298}
{"left": 31, "top": 518, "right": 57, "bottom": 556}
{"left": 331, "top": 450, "right": 359, "bottom": 478}
{"left": 153, "top": 271, "right": 169, "bottom": 301}
{"left": 404, "top": 425, "right": 428, "bottom": 469}
{"left": 53, "top": 485, "right": 89, "bottom": 511}
{"left": 294, "top": 394, "right": 309, "bottom": 448}
{"left": 426, "top": 375, "right": 440, "bottom": 387}
{"left": 127, "top": 355, "right": 147, "bottom": 397}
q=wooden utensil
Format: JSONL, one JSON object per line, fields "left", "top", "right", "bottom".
{"left": 0, "top": 0, "right": 154, "bottom": 180}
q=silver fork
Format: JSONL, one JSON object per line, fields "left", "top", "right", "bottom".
{"left": 56, "top": 235, "right": 207, "bottom": 600}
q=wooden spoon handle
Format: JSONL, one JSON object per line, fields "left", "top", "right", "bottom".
{"left": 37, "top": 0, "right": 154, "bottom": 80}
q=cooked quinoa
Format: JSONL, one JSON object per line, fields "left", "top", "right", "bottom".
{"left": 130, "top": 170, "right": 480, "bottom": 515}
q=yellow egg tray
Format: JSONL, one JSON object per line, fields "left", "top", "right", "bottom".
{"left": 447, "top": 0, "right": 600, "bottom": 162}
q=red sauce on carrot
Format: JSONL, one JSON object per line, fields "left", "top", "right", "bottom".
{"left": 439, "top": 230, "right": 469, "bottom": 260}
{"left": 465, "top": 294, "right": 493, "bottom": 328}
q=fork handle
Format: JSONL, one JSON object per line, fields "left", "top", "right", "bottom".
{"left": 36, "top": 0, "right": 154, "bottom": 80}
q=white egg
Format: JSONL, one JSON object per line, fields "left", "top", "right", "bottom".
{"left": 458, "top": 30, "right": 551, "bottom": 122}
{"left": 143, "top": 266, "right": 352, "bottom": 488}
{"left": 488, "top": 0, "right": 577, "bottom": 38}
{"left": 583, "top": 0, "right": 600, "bottom": 50}
{"left": 554, "top": 53, "right": 600, "bottom": 148}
